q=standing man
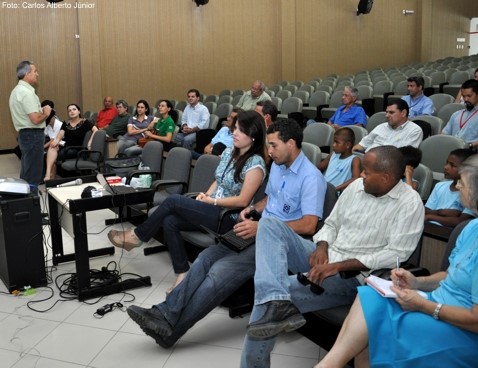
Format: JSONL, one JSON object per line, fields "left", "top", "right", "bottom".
{"left": 327, "top": 86, "right": 368, "bottom": 130}
{"left": 174, "top": 89, "right": 210, "bottom": 151}
{"left": 237, "top": 80, "right": 271, "bottom": 111}
{"left": 442, "top": 79, "right": 478, "bottom": 151}
{"left": 353, "top": 100, "right": 423, "bottom": 152}
{"left": 241, "top": 145, "right": 425, "bottom": 367}
{"left": 96, "top": 96, "right": 118, "bottom": 129}
{"left": 9, "top": 60, "right": 52, "bottom": 192}
{"left": 125, "top": 119, "right": 326, "bottom": 350}
{"left": 401, "top": 76, "right": 435, "bottom": 117}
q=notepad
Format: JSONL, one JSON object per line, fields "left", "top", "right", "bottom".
{"left": 365, "top": 275, "right": 427, "bottom": 298}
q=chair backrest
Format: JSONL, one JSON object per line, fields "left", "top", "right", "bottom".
{"left": 419, "top": 135, "right": 466, "bottom": 180}
{"left": 231, "top": 95, "right": 242, "bottom": 106}
{"left": 393, "top": 80, "right": 409, "bottom": 96}
{"left": 372, "top": 80, "right": 393, "bottom": 95}
{"left": 293, "top": 90, "right": 310, "bottom": 105}
{"left": 141, "top": 141, "right": 164, "bottom": 173}
{"left": 175, "top": 100, "right": 187, "bottom": 111}
{"left": 283, "top": 85, "right": 298, "bottom": 94}
{"left": 276, "top": 89, "right": 292, "bottom": 101}
{"left": 162, "top": 147, "right": 192, "bottom": 194}
{"left": 441, "top": 219, "right": 472, "bottom": 270}
{"left": 219, "top": 89, "right": 233, "bottom": 97}
{"left": 436, "top": 103, "right": 465, "bottom": 125}
{"left": 316, "top": 85, "right": 333, "bottom": 94}
{"left": 217, "top": 95, "right": 233, "bottom": 105}
{"left": 448, "top": 70, "right": 470, "bottom": 85}
{"left": 301, "top": 142, "right": 321, "bottom": 166}
{"left": 88, "top": 130, "right": 106, "bottom": 162}
{"left": 366, "top": 111, "right": 387, "bottom": 133}
{"left": 232, "top": 89, "right": 244, "bottom": 97}
{"left": 189, "top": 154, "right": 221, "bottom": 193}
{"left": 281, "top": 97, "right": 303, "bottom": 114}
{"left": 271, "top": 96, "right": 282, "bottom": 112}
{"left": 303, "top": 123, "right": 335, "bottom": 152}
{"left": 429, "top": 94, "right": 455, "bottom": 114}
{"left": 356, "top": 85, "right": 373, "bottom": 100}
{"left": 346, "top": 125, "right": 368, "bottom": 145}
{"left": 430, "top": 71, "right": 447, "bottom": 87}
{"left": 269, "top": 84, "right": 282, "bottom": 95}
{"left": 318, "top": 182, "right": 338, "bottom": 230}
{"left": 412, "top": 163, "right": 433, "bottom": 200}
{"left": 209, "top": 114, "right": 220, "bottom": 130}
{"left": 204, "top": 101, "right": 217, "bottom": 115}
{"left": 411, "top": 115, "right": 444, "bottom": 136}
{"left": 411, "top": 119, "right": 432, "bottom": 140}
{"left": 299, "top": 84, "right": 314, "bottom": 95}
{"left": 308, "top": 91, "right": 330, "bottom": 108}
{"left": 215, "top": 103, "right": 233, "bottom": 120}
{"left": 328, "top": 90, "right": 343, "bottom": 108}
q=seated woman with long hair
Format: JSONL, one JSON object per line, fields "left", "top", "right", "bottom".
{"left": 108, "top": 110, "right": 268, "bottom": 292}
{"left": 117, "top": 99, "right": 155, "bottom": 157}
{"left": 316, "top": 154, "right": 478, "bottom": 368}
{"left": 44, "top": 103, "right": 98, "bottom": 181}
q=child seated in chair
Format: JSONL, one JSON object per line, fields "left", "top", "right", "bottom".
{"left": 318, "top": 127, "right": 361, "bottom": 193}
{"left": 425, "top": 148, "right": 476, "bottom": 227}
{"left": 399, "top": 145, "right": 422, "bottom": 191}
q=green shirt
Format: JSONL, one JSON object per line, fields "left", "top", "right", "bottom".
{"left": 155, "top": 115, "right": 176, "bottom": 137}
{"left": 104, "top": 113, "right": 131, "bottom": 138}
{"left": 9, "top": 80, "right": 44, "bottom": 131}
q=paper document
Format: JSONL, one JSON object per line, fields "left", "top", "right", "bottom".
{"left": 365, "top": 275, "right": 427, "bottom": 298}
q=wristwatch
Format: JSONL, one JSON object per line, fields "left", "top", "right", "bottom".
{"left": 469, "top": 142, "right": 474, "bottom": 149}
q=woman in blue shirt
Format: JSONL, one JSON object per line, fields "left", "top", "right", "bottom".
{"left": 315, "top": 155, "right": 478, "bottom": 368}
{"left": 108, "top": 111, "right": 267, "bottom": 292}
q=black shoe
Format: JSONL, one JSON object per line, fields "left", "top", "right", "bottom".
{"left": 127, "top": 305, "right": 173, "bottom": 337}
{"left": 246, "top": 301, "right": 306, "bottom": 338}
{"left": 141, "top": 326, "right": 177, "bottom": 349}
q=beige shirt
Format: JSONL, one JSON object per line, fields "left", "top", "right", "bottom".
{"left": 9, "top": 80, "right": 44, "bottom": 131}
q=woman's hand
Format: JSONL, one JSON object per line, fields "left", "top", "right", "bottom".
{"left": 391, "top": 287, "right": 426, "bottom": 312}
{"left": 195, "top": 192, "right": 211, "bottom": 203}
{"left": 391, "top": 268, "right": 418, "bottom": 290}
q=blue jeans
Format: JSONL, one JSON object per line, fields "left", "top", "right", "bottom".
{"left": 174, "top": 132, "right": 196, "bottom": 151}
{"left": 134, "top": 194, "right": 222, "bottom": 273}
{"left": 240, "top": 217, "right": 360, "bottom": 368}
{"left": 153, "top": 242, "right": 256, "bottom": 345}
{"left": 18, "top": 128, "right": 45, "bottom": 192}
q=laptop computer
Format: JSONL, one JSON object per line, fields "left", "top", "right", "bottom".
{"left": 199, "top": 224, "right": 255, "bottom": 252}
{"left": 97, "top": 173, "right": 139, "bottom": 195}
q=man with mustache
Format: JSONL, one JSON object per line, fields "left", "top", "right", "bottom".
{"left": 442, "top": 79, "right": 478, "bottom": 151}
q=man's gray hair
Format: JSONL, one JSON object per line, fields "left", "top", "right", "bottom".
{"left": 16, "top": 60, "right": 33, "bottom": 80}
{"left": 345, "top": 86, "right": 359, "bottom": 99}
{"left": 116, "top": 99, "right": 129, "bottom": 109}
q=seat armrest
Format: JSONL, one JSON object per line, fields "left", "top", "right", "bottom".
{"left": 150, "top": 179, "right": 188, "bottom": 193}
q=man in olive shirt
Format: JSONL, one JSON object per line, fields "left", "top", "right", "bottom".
{"left": 9, "top": 60, "right": 52, "bottom": 192}
{"left": 103, "top": 99, "right": 131, "bottom": 138}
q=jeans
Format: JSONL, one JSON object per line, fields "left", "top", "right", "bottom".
{"left": 154, "top": 242, "right": 256, "bottom": 345}
{"left": 134, "top": 194, "right": 222, "bottom": 273}
{"left": 174, "top": 132, "right": 196, "bottom": 151}
{"left": 117, "top": 136, "right": 137, "bottom": 154}
{"left": 18, "top": 129, "right": 45, "bottom": 192}
{"left": 240, "top": 217, "right": 360, "bottom": 368}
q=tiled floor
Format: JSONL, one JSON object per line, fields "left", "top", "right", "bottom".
{"left": 0, "top": 153, "right": 323, "bottom": 368}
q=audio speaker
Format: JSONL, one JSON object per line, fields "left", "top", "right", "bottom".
{"left": 0, "top": 196, "right": 46, "bottom": 291}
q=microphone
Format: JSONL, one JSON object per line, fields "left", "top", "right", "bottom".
{"left": 57, "top": 178, "right": 83, "bottom": 187}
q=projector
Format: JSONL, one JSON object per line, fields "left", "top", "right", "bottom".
{"left": 0, "top": 177, "right": 31, "bottom": 196}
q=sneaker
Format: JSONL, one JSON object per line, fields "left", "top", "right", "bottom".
{"left": 127, "top": 305, "right": 173, "bottom": 337}
{"left": 246, "top": 300, "right": 306, "bottom": 338}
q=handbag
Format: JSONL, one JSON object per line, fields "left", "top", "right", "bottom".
{"left": 137, "top": 129, "right": 158, "bottom": 148}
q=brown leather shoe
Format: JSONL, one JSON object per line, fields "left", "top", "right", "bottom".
{"left": 107, "top": 229, "right": 142, "bottom": 251}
